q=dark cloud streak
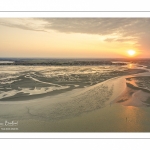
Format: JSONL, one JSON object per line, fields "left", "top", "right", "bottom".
{"left": 40, "top": 18, "right": 150, "bottom": 36}
{"left": 0, "top": 21, "right": 48, "bottom": 33}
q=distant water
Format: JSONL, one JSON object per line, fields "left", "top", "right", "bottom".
{"left": 0, "top": 61, "right": 14, "bottom": 64}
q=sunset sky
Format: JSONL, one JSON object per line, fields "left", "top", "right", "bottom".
{"left": 0, "top": 18, "right": 150, "bottom": 58}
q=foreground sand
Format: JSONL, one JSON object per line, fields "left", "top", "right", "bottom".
{"left": 0, "top": 66, "right": 150, "bottom": 132}
{"left": 0, "top": 76, "right": 126, "bottom": 121}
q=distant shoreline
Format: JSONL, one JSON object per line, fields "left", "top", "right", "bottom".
{"left": 0, "top": 60, "right": 126, "bottom": 66}
{"left": 0, "top": 58, "right": 150, "bottom": 66}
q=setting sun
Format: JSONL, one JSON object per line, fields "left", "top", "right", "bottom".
{"left": 127, "top": 50, "right": 136, "bottom": 56}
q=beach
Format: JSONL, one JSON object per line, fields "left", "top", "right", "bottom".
{"left": 0, "top": 62, "right": 150, "bottom": 132}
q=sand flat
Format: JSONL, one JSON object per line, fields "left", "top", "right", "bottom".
{"left": 0, "top": 64, "right": 150, "bottom": 132}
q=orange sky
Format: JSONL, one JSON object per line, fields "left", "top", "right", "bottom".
{"left": 0, "top": 18, "right": 149, "bottom": 58}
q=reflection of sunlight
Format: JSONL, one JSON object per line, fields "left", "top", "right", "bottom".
{"left": 126, "top": 76, "right": 138, "bottom": 87}
{"left": 127, "top": 105, "right": 134, "bottom": 109}
{"left": 128, "top": 63, "right": 133, "bottom": 69}
{"left": 120, "top": 105, "right": 145, "bottom": 132}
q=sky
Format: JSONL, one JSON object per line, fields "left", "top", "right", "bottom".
{"left": 0, "top": 18, "right": 150, "bottom": 58}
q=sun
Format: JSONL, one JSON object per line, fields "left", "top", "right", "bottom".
{"left": 127, "top": 50, "right": 136, "bottom": 56}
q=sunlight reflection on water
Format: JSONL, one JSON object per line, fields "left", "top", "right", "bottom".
{"left": 113, "top": 104, "right": 150, "bottom": 132}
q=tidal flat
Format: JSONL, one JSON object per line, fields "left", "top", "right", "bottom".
{"left": 0, "top": 59, "right": 150, "bottom": 132}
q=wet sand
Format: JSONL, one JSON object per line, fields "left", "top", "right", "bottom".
{"left": 17, "top": 104, "right": 150, "bottom": 132}
{"left": 0, "top": 65, "right": 150, "bottom": 132}
{"left": 0, "top": 66, "right": 146, "bottom": 101}
{"left": 1, "top": 102, "right": 150, "bottom": 132}
{"left": 0, "top": 74, "right": 149, "bottom": 132}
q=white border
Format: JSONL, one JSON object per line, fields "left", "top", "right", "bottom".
{"left": 0, "top": 133, "right": 150, "bottom": 138}
{"left": 0, "top": 0, "right": 150, "bottom": 11}
{"left": 1, "top": 12, "right": 150, "bottom": 18}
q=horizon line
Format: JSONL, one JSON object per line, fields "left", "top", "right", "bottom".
{"left": 0, "top": 57, "right": 150, "bottom": 59}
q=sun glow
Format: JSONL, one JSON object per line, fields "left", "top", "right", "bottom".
{"left": 127, "top": 50, "right": 136, "bottom": 56}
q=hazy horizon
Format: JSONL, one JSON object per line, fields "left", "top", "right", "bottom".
{"left": 0, "top": 56, "right": 150, "bottom": 59}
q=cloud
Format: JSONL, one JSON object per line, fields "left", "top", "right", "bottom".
{"left": 40, "top": 18, "right": 150, "bottom": 51}
{"left": 1, "top": 18, "right": 150, "bottom": 51}
{"left": 1, "top": 18, "right": 150, "bottom": 37}
{"left": 42, "top": 18, "right": 129, "bottom": 35}
{"left": 40, "top": 18, "right": 149, "bottom": 36}
{"left": 0, "top": 18, "right": 48, "bottom": 32}
{"left": 104, "top": 36, "right": 138, "bottom": 43}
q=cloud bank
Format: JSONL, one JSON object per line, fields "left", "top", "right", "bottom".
{"left": 1, "top": 18, "right": 150, "bottom": 51}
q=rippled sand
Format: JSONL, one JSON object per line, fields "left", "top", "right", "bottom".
{"left": 0, "top": 64, "right": 150, "bottom": 132}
